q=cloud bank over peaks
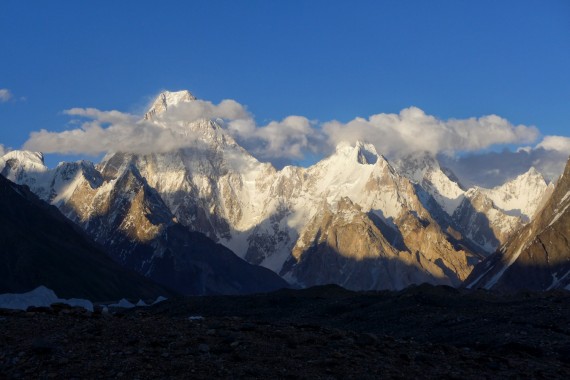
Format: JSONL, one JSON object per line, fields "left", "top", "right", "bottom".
{"left": 160, "top": 99, "right": 250, "bottom": 124}
{"left": 23, "top": 99, "right": 252, "bottom": 156}
{"left": 440, "top": 146, "right": 569, "bottom": 188}
{"left": 323, "top": 107, "right": 539, "bottom": 157}
{"left": 21, "top": 92, "right": 566, "bottom": 185}
{"left": 226, "top": 115, "right": 322, "bottom": 161}
{"left": 536, "top": 135, "right": 570, "bottom": 154}
{"left": 24, "top": 95, "right": 322, "bottom": 162}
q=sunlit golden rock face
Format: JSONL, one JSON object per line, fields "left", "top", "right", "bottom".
{"left": 287, "top": 195, "right": 477, "bottom": 290}
{"left": 0, "top": 91, "right": 554, "bottom": 292}
{"left": 466, "top": 158, "right": 570, "bottom": 291}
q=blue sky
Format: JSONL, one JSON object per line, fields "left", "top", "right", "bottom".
{"left": 1, "top": 1, "right": 569, "bottom": 183}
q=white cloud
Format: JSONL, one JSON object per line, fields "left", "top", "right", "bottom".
{"left": 0, "top": 89, "right": 13, "bottom": 103}
{"left": 24, "top": 98, "right": 322, "bottom": 161}
{"left": 24, "top": 100, "right": 257, "bottom": 156}
{"left": 25, "top": 118, "right": 185, "bottom": 156}
{"left": 227, "top": 115, "right": 321, "bottom": 160}
{"left": 0, "top": 144, "right": 7, "bottom": 156}
{"left": 536, "top": 135, "right": 570, "bottom": 154}
{"left": 323, "top": 106, "right": 539, "bottom": 158}
{"left": 163, "top": 99, "right": 250, "bottom": 123}
{"left": 63, "top": 108, "right": 136, "bottom": 124}
{"left": 441, "top": 146, "right": 569, "bottom": 188}
{"left": 22, "top": 95, "right": 566, "bottom": 185}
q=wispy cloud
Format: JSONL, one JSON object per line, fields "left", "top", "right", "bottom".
{"left": 536, "top": 135, "right": 570, "bottom": 154}
{"left": 440, "top": 140, "right": 569, "bottom": 188}
{"left": 0, "top": 89, "right": 13, "bottom": 103}
{"left": 24, "top": 100, "right": 253, "bottom": 155}
{"left": 323, "top": 107, "right": 539, "bottom": 158}
{"left": 227, "top": 115, "right": 322, "bottom": 161}
{"left": 23, "top": 94, "right": 566, "bottom": 186}
{"left": 25, "top": 98, "right": 323, "bottom": 161}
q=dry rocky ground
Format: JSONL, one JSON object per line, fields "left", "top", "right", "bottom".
{"left": 1, "top": 284, "right": 570, "bottom": 379}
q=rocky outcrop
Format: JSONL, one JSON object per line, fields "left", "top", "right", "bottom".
{"left": 0, "top": 90, "right": 553, "bottom": 292}
{"left": 465, "top": 157, "right": 570, "bottom": 291}
{"left": 395, "top": 152, "right": 551, "bottom": 254}
{"left": 0, "top": 174, "right": 172, "bottom": 301}
{"left": 452, "top": 188, "right": 523, "bottom": 253}
{"left": 283, "top": 198, "right": 453, "bottom": 290}
{"left": 55, "top": 161, "right": 288, "bottom": 295}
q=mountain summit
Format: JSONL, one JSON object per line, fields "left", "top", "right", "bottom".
{"left": 144, "top": 90, "right": 196, "bottom": 120}
{"left": 0, "top": 90, "right": 555, "bottom": 292}
{"left": 465, "top": 157, "right": 570, "bottom": 291}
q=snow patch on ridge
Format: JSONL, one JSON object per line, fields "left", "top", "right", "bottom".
{"left": 482, "top": 168, "right": 548, "bottom": 221}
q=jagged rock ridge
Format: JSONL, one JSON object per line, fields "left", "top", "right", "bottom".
{"left": 0, "top": 174, "right": 172, "bottom": 301}
{"left": 465, "top": 156, "right": 570, "bottom": 291}
{"left": 0, "top": 90, "right": 553, "bottom": 291}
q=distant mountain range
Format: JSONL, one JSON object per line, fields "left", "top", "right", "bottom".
{"left": 1, "top": 90, "right": 566, "bottom": 294}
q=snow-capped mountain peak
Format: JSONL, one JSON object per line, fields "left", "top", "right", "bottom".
{"left": 393, "top": 151, "right": 464, "bottom": 216}
{"left": 481, "top": 167, "right": 549, "bottom": 221}
{"left": 1, "top": 150, "right": 46, "bottom": 170}
{"left": 334, "top": 141, "right": 380, "bottom": 165}
{"left": 0, "top": 150, "right": 49, "bottom": 196}
{"left": 144, "top": 90, "right": 196, "bottom": 120}
{"left": 393, "top": 151, "right": 440, "bottom": 183}
{"left": 0, "top": 90, "right": 555, "bottom": 294}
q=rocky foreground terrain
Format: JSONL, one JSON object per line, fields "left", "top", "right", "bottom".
{"left": 2, "top": 284, "right": 570, "bottom": 379}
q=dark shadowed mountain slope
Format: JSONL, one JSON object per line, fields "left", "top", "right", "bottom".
{"left": 0, "top": 174, "right": 174, "bottom": 301}
{"left": 55, "top": 159, "right": 289, "bottom": 296}
{"left": 465, "top": 157, "right": 570, "bottom": 291}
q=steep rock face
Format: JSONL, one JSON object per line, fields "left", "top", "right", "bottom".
{"left": 480, "top": 168, "right": 552, "bottom": 222}
{"left": 283, "top": 198, "right": 453, "bottom": 290}
{"left": 69, "top": 161, "right": 288, "bottom": 295}
{"left": 465, "top": 157, "right": 570, "bottom": 291}
{"left": 0, "top": 150, "right": 287, "bottom": 295}
{"left": 0, "top": 174, "right": 172, "bottom": 301}
{"left": 452, "top": 188, "right": 523, "bottom": 253}
{"left": 0, "top": 90, "right": 552, "bottom": 291}
{"left": 451, "top": 168, "right": 551, "bottom": 253}
{"left": 0, "top": 104, "right": 481, "bottom": 291}
{"left": 394, "top": 152, "right": 465, "bottom": 215}
{"left": 103, "top": 114, "right": 277, "bottom": 243}
{"left": 395, "top": 153, "right": 551, "bottom": 254}
{"left": 144, "top": 90, "right": 196, "bottom": 120}
{"left": 0, "top": 151, "right": 51, "bottom": 199}
{"left": 272, "top": 144, "right": 479, "bottom": 288}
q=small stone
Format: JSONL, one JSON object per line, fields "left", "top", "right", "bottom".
{"left": 230, "top": 341, "right": 240, "bottom": 348}
{"left": 356, "top": 333, "right": 378, "bottom": 346}
{"left": 240, "top": 323, "right": 256, "bottom": 331}
{"left": 198, "top": 344, "right": 210, "bottom": 353}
